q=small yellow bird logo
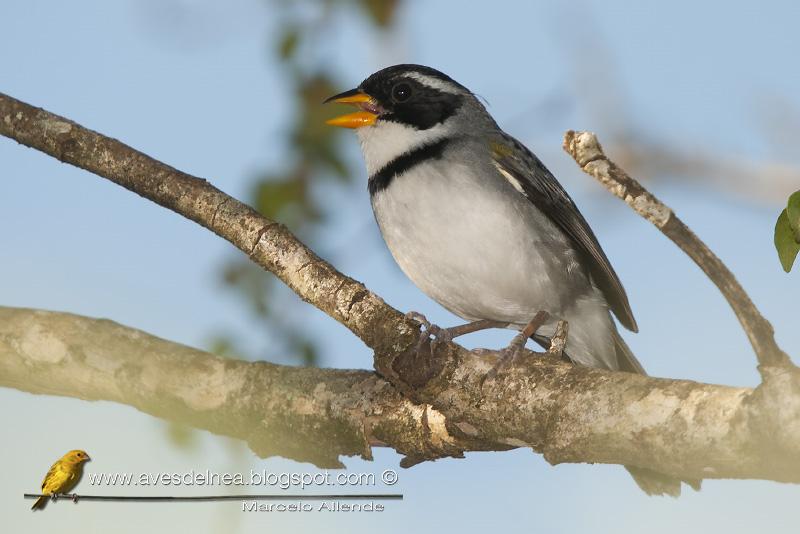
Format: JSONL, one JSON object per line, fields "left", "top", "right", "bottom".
{"left": 31, "top": 450, "right": 91, "bottom": 511}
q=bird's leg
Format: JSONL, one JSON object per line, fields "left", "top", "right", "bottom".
{"left": 50, "top": 493, "right": 58, "bottom": 502}
{"left": 482, "top": 310, "right": 550, "bottom": 386}
{"left": 444, "top": 319, "right": 510, "bottom": 338}
{"left": 405, "top": 311, "right": 507, "bottom": 350}
{"left": 71, "top": 493, "right": 80, "bottom": 503}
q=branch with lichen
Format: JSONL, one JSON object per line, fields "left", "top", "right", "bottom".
{"left": 1, "top": 93, "right": 799, "bottom": 490}
{"left": 0, "top": 306, "right": 476, "bottom": 467}
{"left": 3, "top": 305, "right": 800, "bottom": 483}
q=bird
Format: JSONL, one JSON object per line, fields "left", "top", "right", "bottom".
{"left": 31, "top": 449, "right": 91, "bottom": 510}
{"left": 325, "top": 64, "right": 699, "bottom": 496}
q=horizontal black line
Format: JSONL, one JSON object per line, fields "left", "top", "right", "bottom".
{"left": 25, "top": 493, "right": 402, "bottom": 502}
{"left": 368, "top": 137, "right": 451, "bottom": 196}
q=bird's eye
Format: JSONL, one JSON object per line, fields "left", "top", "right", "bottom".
{"left": 391, "top": 82, "right": 412, "bottom": 103}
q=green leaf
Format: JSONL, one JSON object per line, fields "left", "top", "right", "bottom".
{"left": 775, "top": 208, "right": 800, "bottom": 272}
{"left": 787, "top": 190, "right": 800, "bottom": 235}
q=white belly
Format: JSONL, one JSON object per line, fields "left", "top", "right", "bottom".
{"left": 370, "top": 159, "right": 619, "bottom": 369}
{"left": 371, "top": 160, "right": 588, "bottom": 325}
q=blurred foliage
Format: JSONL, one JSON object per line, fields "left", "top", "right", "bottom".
{"left": 775, "top": 191, "right": 800, "bottom": 272}
{"left": 359, "top": 0, "right": 400, "bottom": 26}
{"left": 212, "top": 0, "right": 400, "bottom": 366}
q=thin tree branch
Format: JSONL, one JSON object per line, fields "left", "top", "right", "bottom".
{"left": 563, "top": 130, "right": 792, "bottom": 371}
{"left": 0, "top": 92, "right": 418, "bottom": 357}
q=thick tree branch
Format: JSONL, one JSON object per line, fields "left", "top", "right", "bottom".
{"left": 563, "top": 130, "right": 792, "bottom": 370}
{"left": 0, "top": 307, "right": 485, "bottom": 467}
{"left": 3, "top": 306, "right": 800, "bottom": 483}
{"left": 2, "top": 93, "right": 800, "bottom": 487}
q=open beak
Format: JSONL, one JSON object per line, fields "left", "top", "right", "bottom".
{"left": 324, "top": 88, "right": 380, "bottom": 128}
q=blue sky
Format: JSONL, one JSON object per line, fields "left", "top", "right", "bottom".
{"left": 2, "top": 1, "right": 800, "bottom": 533}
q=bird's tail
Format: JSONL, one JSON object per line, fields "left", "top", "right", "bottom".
{"left": 611, "top": 327, "right": 645, "bottom": 374}
{"left": 31, "top": 495, "right": 47, "bottom": 511}
{"left": 613, "top": 329, "right": 702, "bottom": 496}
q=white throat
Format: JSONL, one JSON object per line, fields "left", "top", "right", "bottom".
{"left": 356, "top": 120, "right": 452, "bottom": 176}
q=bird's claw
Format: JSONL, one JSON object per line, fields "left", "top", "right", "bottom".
{"left": 71, "top": 493, "right": 79, "bottom": 503}
{"left": 481, "top": 341, "right": 524, "bottom": 387}
{"left": 425, "top": 323, "right": 453, "bottom": 346}
{"left": 481, "top": 311, "right": 552, "bottom": 389}
{"left": 405, "top": 311, "right": 431, "bottom": 331}
{"left": 405, "top": 311, "right": 452, "bottom": 350}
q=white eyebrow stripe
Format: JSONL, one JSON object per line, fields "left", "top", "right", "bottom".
{"left": 405, "top": 72, "right": 462, "bottom": 94}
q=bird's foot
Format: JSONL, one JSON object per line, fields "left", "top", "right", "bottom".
{"left": 482, "top": 311, "right": 551, "bottom": 387}
{"left": 71, "top": 493, "right": 80, "bottom": 504}
{"left": 405, "top": 311, "right": 507, "bottom": 352}
{"left": 50, "top": 493, "right": 58, "bottom": 502}
{"left": 405, "top": 311, "right": 446, "bottom": 348}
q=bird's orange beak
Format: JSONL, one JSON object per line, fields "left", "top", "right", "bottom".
{"left": 324, "top": 89, "right": 380, "bottom": 129}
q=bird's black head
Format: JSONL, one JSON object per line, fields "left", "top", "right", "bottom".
{"left": 325, "top": 64, "right": 470, "bottom": 130}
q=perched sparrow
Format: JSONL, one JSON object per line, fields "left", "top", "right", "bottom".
{"left": 31, "top": 449, "right": 91, "bottom": 510}
{"left": 326, "top": 64, "right": 697, "bottom": 496}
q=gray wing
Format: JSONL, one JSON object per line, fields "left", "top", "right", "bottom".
{"left": 490, "top": 133, "right": 638, "bottom": 332}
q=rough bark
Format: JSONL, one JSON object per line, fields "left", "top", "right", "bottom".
{"left": 1, "top": 93, "right": 799, "bottom": 486}
{"left": 0, "top": 307, "right": 483, "bottom": 468}
{"left": 3, "top": 306, "right": 800, "bottom": 482}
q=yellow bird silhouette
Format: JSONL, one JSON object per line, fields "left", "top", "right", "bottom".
{"left": 31, "top": 450, "right": 91, "bottom": 511}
